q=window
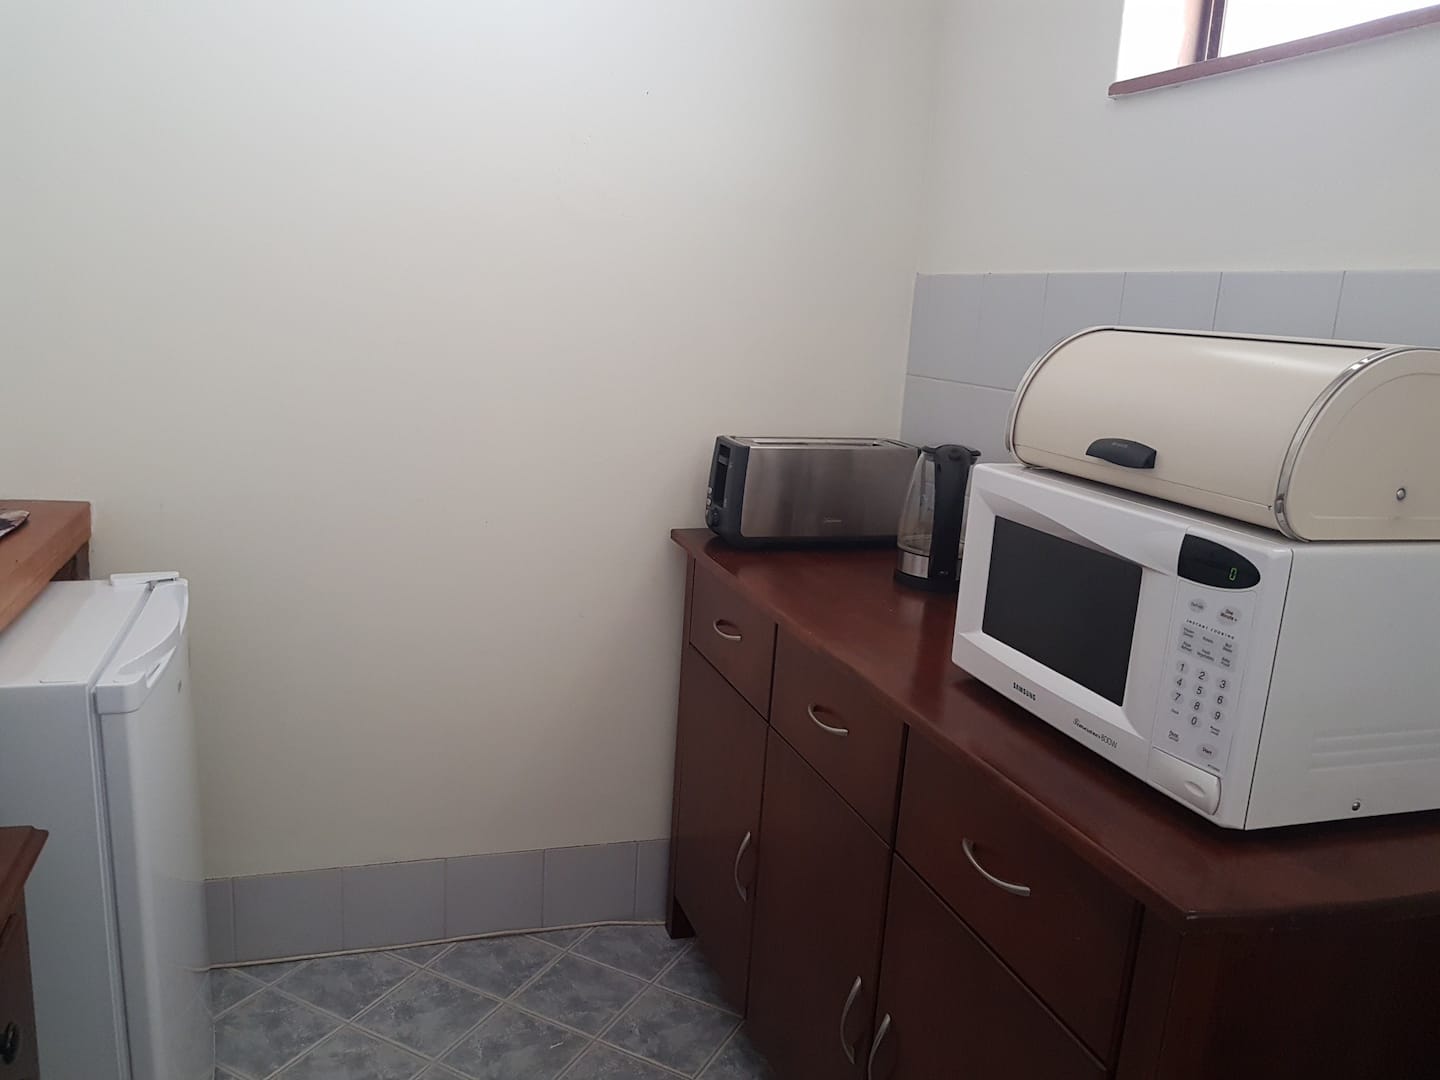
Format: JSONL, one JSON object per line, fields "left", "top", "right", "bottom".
{"left": 1113, "top": 0, "right": 1440, "bottom": 94}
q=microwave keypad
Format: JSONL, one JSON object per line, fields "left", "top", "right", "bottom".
{"left": 1160, "top": 591, "right": 1250, "bottom": 774}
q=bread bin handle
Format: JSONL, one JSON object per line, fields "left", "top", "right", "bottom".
{"left": 1087, "top": 437, "right": 1157, "bottom": 469}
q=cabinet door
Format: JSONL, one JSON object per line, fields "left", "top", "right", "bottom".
{"left": 869, "top": 860, "right": 1105, "bottom": 1080}
{"left": 0, "top": 904, "right": 40, "bottom": 1080}
{"left": 672, "top": 647, "right": 768, "bottom": 1013}
{"left": 747, "top": 731, "right": 891, "bottom": 1080}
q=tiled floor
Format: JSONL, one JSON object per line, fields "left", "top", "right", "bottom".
{"left": 211, "top": 925, "right": 773, "bottom": 1080}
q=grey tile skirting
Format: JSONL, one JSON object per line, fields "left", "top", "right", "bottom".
{"left": 207, "top": 839, "right": 670, "bottom": 966}
{"left": 901, "top": 268, "right": 1440, "bottom": 460}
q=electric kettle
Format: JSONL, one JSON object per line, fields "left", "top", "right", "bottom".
{"left": 895, "top": 444, "right": 980, "bottom": 592}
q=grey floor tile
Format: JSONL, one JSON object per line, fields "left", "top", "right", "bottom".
{"left": 416, "top": 1068, "right": 468, "bottom": 1079}
{"left": 604, "top": 987, "right": 739, "bottom": 1075}
{"left": 700, "top": 1028, "right": 773, "bottom": 1080}
{"left": 563, "top": 1044, "right": 677, "bottom": 1080}
{"left": 240, "top": 958, "right": 309, "bottom": 984}
{"left": 216, "top": 988, "right": 341, "bottom": 1079}
{"left": 277, "top": 952, "right": 416, "bottom": 1019}
{"left": 276, "top": 1026, "right": 426, "bottom": 1080}
{"left": 390, "top": 943, "right": 451, "bottom": 966}
{"left": 211, "top": 968, "right": 265, "bottom": 1015}
{"left": 656, "top": 947, "right": 733, "bottom": 1013}
{"left": 216, "top": 1070, "right": 245, "bottom": 1080}
{"left": 573, "top": 925, "right": 688, "bottom": 981}
{"left": 529, "top": 928, "right": 588, "bottom": 948}
{"left": 514, "top": 954, "right": 644, "bottom": 1035}
{"left": 441, "top": 1005, "right": 588, "bottom": 1080}
{"left": 431, "top": 935, "right": 561, "bottom": 997}
{"left": 357, "top": 971, "right": 500, "bottom": 1058}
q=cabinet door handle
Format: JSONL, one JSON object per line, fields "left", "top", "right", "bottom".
{"left": 866, "top": 1012, "right": 892, "bottom": 1080}
{"left": 0, "top": 1021, "right": 19, "bottom": 1066}
{"left": 712, "top": 619, "right": 743, "bottom": 642}
{"left": 962, "top": 837, "right": 1031, "bottom": 897}
{"left": 838, "top": 975, "right": 863, "bottom": 1064}
{"left": 732, "top": 831, "right": 752, "bottom": 902}
{"left": 807, "top": 704, "right": 849, "bottom": 737}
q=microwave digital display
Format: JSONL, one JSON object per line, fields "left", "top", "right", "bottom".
{"left": 982, "top": 517, "right": 1143, "bottom": 705}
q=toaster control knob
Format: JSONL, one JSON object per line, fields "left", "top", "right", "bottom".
{"left": 706, "top": 508, "right": 721, "bottom": 528}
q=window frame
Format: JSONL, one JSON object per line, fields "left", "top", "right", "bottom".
{"left": 1110, "top": 1, "right": 1440, "bottom": 96}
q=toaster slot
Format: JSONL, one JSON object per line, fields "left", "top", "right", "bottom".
{"left": 709, "top": 444, "right": 730, "bottom": 510}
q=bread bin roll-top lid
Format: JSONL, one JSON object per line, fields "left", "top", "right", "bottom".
{"left": 1006, "top": 327, "right": 1440, "bottom": 541}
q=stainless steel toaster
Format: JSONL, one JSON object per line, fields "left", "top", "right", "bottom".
{"left": 704, "top": 436, "right": 919, "bottom": 547}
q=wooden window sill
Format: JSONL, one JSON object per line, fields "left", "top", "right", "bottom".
{"left": 1110, "top": 3, "right": 1440, "bottom": 96}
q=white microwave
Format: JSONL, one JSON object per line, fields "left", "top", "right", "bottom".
{"left": 954, "top": 463, "right": 1440, "bottom": 829}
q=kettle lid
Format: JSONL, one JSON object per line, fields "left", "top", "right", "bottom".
{"left": 921, "top": 444, "right": 981, "bottom": 460}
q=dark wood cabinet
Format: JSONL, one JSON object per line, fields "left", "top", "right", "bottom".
{"left": 746, "top": 731, "right": 891, "bottom": 1080}
{"left": 671, "top": 646, "right": 768, "bottom": 1012}
{"left": 688, "top": 566, "right": 776, "bottom": 715}
{"left": 897, "top": 728, "right": 1137, "bottom": 1058}
{"left": 869, "top": 860, "right": 1104, "bottom": 1080}
{"left": 769, "top": 629, "right": 905, "bottom": 839}
{"left": 668, "top": 530, "right": 1440, "bottom": 1080}
{"left": 0, "top": 906, "right": 39, "bottom": 1080}
{"left": 0, "top": 830, "right": 46, "bottom": 1080}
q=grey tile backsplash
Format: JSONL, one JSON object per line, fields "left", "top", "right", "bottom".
{"left": 900, "top": 268, "right": 1440, "bottom": 459}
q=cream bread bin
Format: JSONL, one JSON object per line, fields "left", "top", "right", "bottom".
{"left": 1006, "top": 327, "right": 1440, "bottom": 541}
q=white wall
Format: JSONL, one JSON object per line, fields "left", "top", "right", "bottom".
{"left": 0, "top": 2, "right": 942, "bottom": 877}
{"left": 920, "top": 0, "right": 1440, "bottom": 272}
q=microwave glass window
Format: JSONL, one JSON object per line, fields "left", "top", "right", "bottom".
{"left": 982, "top": 517, "right": 1143, "bottom": 705}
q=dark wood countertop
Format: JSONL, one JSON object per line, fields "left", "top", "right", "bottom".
{"left": 672, "top": 528, "right": 1440, "bottom": 931}
{"left": 0, "top": 500, "right": 91, "bottom": 636}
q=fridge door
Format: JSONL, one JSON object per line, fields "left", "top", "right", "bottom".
{"left": 0, "top": 581, "right": 147, "bottom": 1080}
{"left": 97, "top": 579, "right": 213, "bottom": 1080}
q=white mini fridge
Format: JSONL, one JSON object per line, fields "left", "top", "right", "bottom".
{"left": 0, "top": 573, "right": 211, "bottom": 1080}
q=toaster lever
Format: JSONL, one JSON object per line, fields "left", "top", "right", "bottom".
{"left": 1087, "top": 437, "right": 1157, "bottom": 469}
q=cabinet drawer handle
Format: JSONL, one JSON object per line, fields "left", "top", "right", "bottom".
{"left": 712, "top": 619, "right": 743, "bottom": 643}
{"left": 866, "top": 1012, "right": 891, "bottom": 1080}
{"left": 962, "top": 837, "right": 1031, "bottom": 898}
{"left": 838, "top": 975, "right": 863, "bottom": 1064}
{"left": 732, "top": 831, "right": 752, "bottom": 902}
{"left": 807, "top": 704, "right": 849, "bottom": 737}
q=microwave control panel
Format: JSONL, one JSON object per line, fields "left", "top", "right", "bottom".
{"left": 1155, "top": 545, "right": 1259, "bottom": 778}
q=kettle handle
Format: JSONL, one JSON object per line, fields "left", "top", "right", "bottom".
{"left": 928, "top": 445, "right": 980, "bottom": 586}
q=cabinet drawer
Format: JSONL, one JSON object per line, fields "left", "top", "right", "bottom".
{"left": 771, "top": 630, "right": 905, "bottom": 838}
{"left": 688, "top": 568, "right": 776, "bottom": 715}
{"left": 897, "top": 731, "right": 1137, "bottom": 1059}
{"left": 0, "top": 904, "right": 40, "bottom": 1079}
{"left": 871, "top": 859, "right": 1104, "bottom": 1080}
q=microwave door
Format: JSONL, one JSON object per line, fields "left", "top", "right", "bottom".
{"left": 955, "top": 472, "right": 1183, "bottom": 777}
